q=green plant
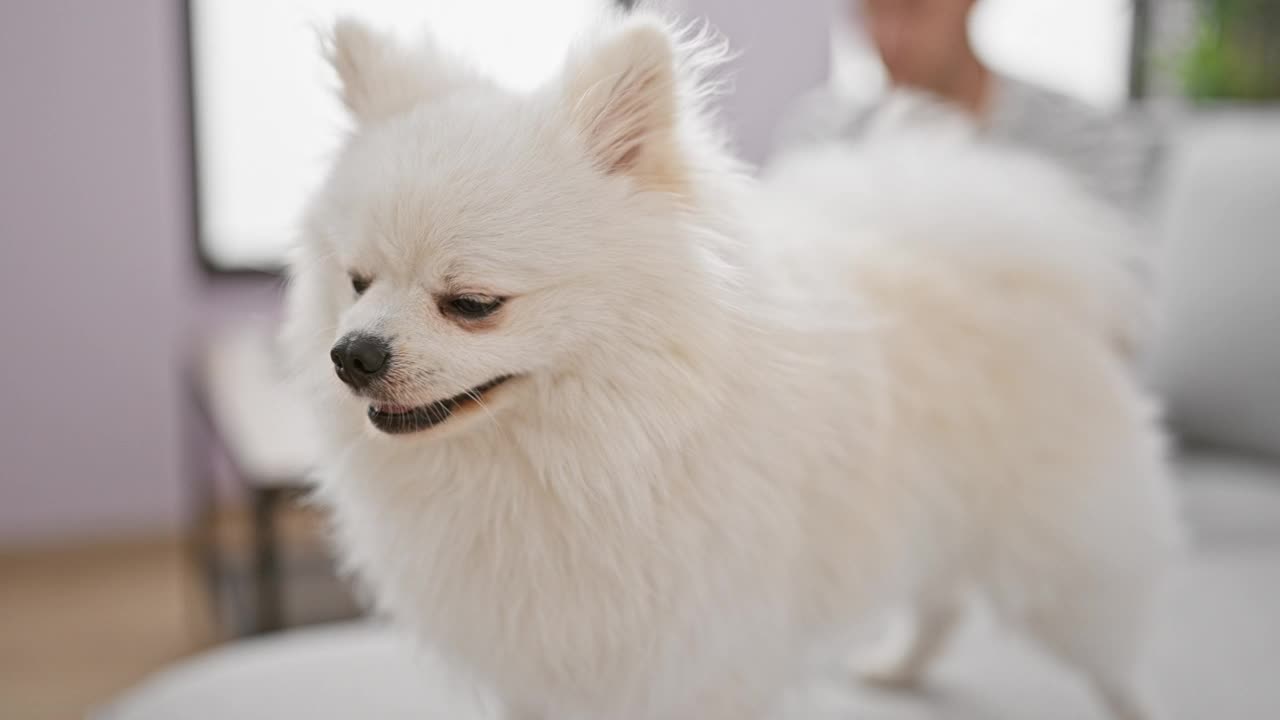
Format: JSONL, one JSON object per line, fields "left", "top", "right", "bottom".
{"left": 1180, "top": 0, "right": 1280, "bottom": 101}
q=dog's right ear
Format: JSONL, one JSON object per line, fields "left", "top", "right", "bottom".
{"left": 560, "top": 19, "right": 684, "bottom": 191}
{"left": 328, "top": 19, "right": 475, "bottom": 125}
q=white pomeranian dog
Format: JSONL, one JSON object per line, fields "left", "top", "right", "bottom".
{"left": 282, "top": 10, "right": 1179, "bottom": 720}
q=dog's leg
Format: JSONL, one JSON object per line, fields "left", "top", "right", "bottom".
{"left": 856, "top": 595, "right": 962, "bottom": 690}
{"left": 1012, "top": 580, "right": 1162, "bottom": 720}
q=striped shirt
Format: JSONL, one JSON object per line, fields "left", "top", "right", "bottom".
{"left": 774, "top": 76, "right": 1164, "bottom": 217}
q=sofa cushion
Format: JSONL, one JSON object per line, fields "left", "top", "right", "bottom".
{"left": 95, "top": 552, "right": 1280, "bottom": 720}
{"left": 1177, "top": 448, "right": 1280, "bottom": 548}
{"left": 101, "top": 451, "right": 1280, "bottom": 720}
{"left": 1149, "top": 112, "right": 1280, "bottom": 457}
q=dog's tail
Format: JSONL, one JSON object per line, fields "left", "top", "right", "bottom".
{"left": 764, "top": 134, "right": 1155, "bottom": 360}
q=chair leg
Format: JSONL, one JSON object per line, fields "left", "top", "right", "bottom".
{"left": 253, "top": 487, "right": 285, "bottom": 633}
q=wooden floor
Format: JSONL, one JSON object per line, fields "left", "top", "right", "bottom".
{"left": 0, "top": 504, "right": 357, "bottom": 720}
{"left": 0, "top": 538, "right": 214, "bottom": 720}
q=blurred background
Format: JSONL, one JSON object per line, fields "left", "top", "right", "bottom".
{"left": 1, "top": 1, "right": 1278, "bottom": 718}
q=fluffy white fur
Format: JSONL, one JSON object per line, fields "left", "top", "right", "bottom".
{"left": 283, "top": 12, "right": 1179, "bottom": 720}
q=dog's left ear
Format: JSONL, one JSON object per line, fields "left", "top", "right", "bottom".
{"left": 328, "top": 19, "right": 477, "bottom": 125}
{"left": 561, "top": 20, "right": 683, "bottom": 191}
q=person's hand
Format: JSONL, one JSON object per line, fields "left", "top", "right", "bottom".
{"left": 858, "top": 0, "right": 992, "bottom": 117}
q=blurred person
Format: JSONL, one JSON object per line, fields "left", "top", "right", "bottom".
{"left": 777, "top": 0, "right": 1161, "bottom": 217}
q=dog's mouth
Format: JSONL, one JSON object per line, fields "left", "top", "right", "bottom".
{"left": 367, "top": 375, "right": 515, "bottom": 435}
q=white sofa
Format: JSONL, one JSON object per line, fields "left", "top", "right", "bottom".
{"left": 102, "top": 114, "right": 1280, "bottom": 719}
{"left": 96, "top": 453, "right": 1280, "bottom": 719}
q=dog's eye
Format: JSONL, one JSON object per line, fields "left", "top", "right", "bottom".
{"left": 350, "top": 274, "right": 372, "bottom": 296}
{"left": 442, "top": 294, "right": 503, "bottom": 320}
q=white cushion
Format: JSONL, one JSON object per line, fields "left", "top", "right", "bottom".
{"left": 1150, "top": 112, "right": 1280, "bottom": 457}
{"left": 95, "top": 624, "right": 449, "bottom": 720}
{"left": 95, "top": 552, "right": 1280, "bottom": 720}
{"left": 101, "top": 452, "right": 1280, "bottom": 720}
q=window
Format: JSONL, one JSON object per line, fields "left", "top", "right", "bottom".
{"left": 188, "top": 0, "right": 610, "bottom": 272}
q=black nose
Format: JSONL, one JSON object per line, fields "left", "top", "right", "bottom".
{"left": 330, "top": 333, "right": 391, "bottom": 389}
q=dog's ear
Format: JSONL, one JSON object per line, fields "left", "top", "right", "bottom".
{"left": 328, "top": 19, "right": 474, "bottom": 125}
{"left": 562, "top": 20, "right": 683, "bottom": 191}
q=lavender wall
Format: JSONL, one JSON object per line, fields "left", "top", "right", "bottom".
{"left": 684, "top": 0, "right": 835, "bottom": 165}
{"left": 0, "top": 0, "right": 192, "bottom": 544}
{"left": 0, "top": 0, "right": 831, "bottom": 545}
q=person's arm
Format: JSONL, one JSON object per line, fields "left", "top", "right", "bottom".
{"left": 773, "top": 87, "right": 872, "bottom": 155}
{"left": 983, "top": 76, "right": 1164, "bottom": 216}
